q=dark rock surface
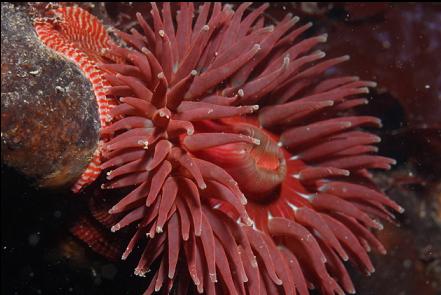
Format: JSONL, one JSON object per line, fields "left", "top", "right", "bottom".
{"left": 1, "top": 2, "right": 100, "bottom": 189}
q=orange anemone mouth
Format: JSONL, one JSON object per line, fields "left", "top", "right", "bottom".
{"left": 191, "top": 117, "right": 289, "bottom": 203}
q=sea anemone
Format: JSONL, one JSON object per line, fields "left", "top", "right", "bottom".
{"left": 34, "top": 3, "right": 403, "bottom": 295}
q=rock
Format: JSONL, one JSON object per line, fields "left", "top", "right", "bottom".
{"left": 1, "top": 2, "right": 100, "bottom": 189}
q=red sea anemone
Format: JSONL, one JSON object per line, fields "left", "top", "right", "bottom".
{"left": 34, "top": 3, "right": 404, "bottom": 295}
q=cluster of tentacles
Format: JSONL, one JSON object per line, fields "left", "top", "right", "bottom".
{"left": 35, "top": 3, "right": 404, "bottom": 295}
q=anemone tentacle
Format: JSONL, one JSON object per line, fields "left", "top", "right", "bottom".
{"left": 35, "top": 3, "right": 402, "bottom": 295}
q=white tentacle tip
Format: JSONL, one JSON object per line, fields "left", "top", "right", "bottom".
{"left": 245, "top": 217, "right": 254, "bottom": 227}
{"left": 374, "top": 220, "right": 384, "bottom": 230}
{"left": 376, "top": 118, "right": 383, "bottom": 127}
{"left": 316, "top": 50, "right": 326, "bottom": 58}
{"left": 264, "top": 25, "right": 275, "bottom": 32}
{"left": 318, "top": 184, "right": 329, "bottom": 192}
{"left": 318, "top": 33, "right": 328, "bottom": 42}
{"left": 209, "top": 273, "right": 218, "bottom": 283}
{"left": 134, "top": 268, "right": 147, "bottom": 277}
{"left": 360, "top": 87, "right": 370, "bottom": 93}
{"left": 367, "top": 81, "right": 378, "bottom": 87}
{"left": 137, "top": 140, "right": 149, "bottom": 149}
{"left": 283, "top": 55, "right": 290, "bottom": 66}
{"left": 251, "top": 256, "right": 258, "bottom": 268}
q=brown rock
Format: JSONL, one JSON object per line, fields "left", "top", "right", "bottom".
{"left": 1, "top": 2, "right": 100, "bottom": 189}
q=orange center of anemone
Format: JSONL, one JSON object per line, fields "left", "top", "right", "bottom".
{"left": 191, "top": 117, "right": 301, "bottom": 203}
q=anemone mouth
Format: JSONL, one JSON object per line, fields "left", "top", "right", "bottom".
{"left": 195, "top": 118, "right": 289, "bottom": 202}
{"left": 247, "top": 123, "right": 288, "bottom": 195}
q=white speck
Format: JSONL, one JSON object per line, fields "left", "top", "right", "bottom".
{"left": 55, "top": 86, "right": 65, "bottom": 93}
{"left": 29, "top": 69, "right": 41, "bottom": 75}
